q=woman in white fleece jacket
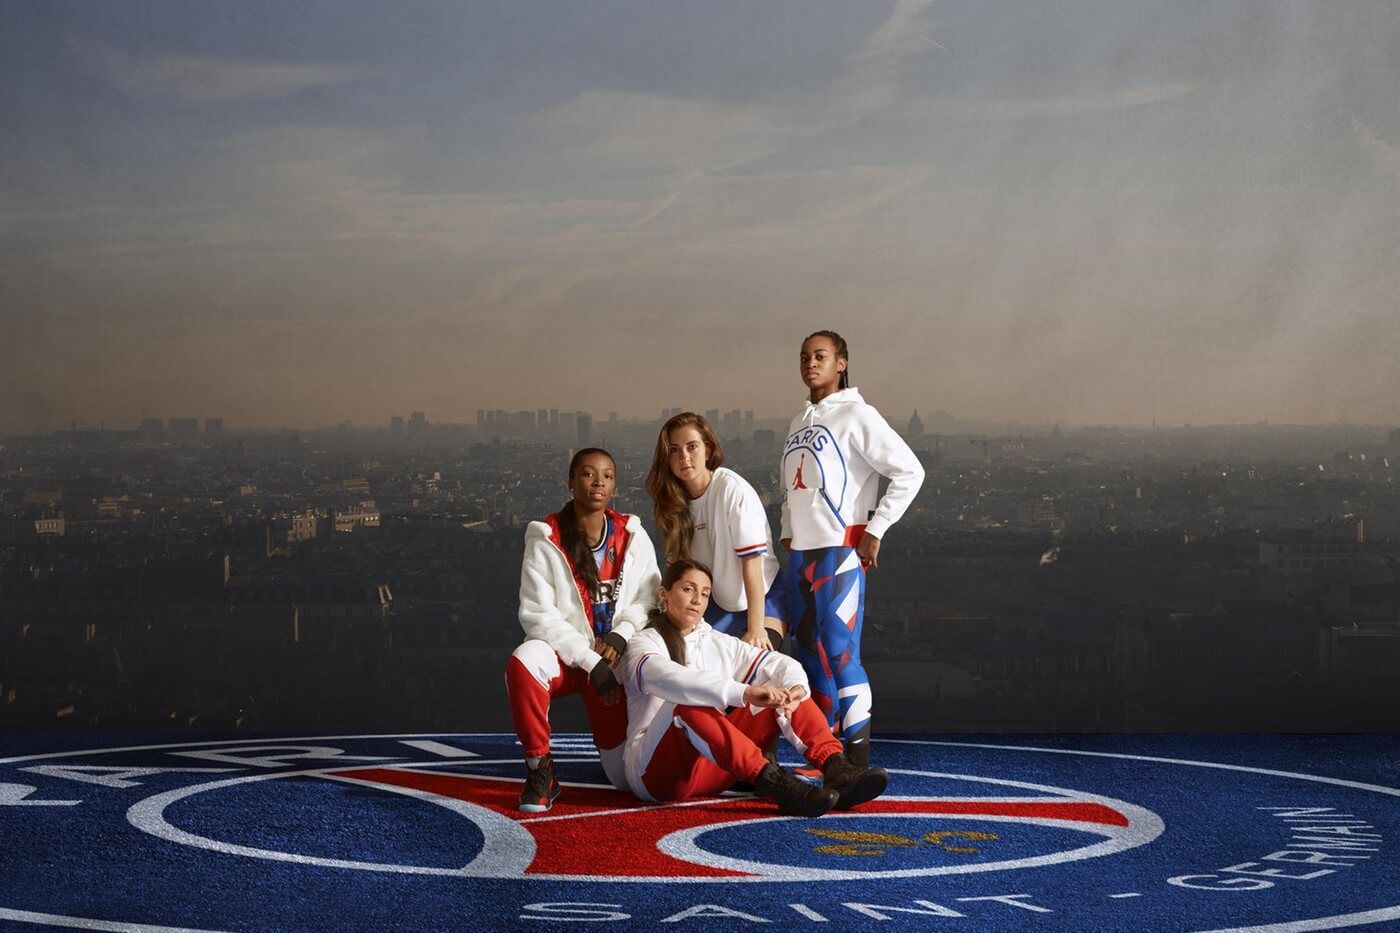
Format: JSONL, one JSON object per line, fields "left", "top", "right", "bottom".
{"left": 505, "top": 447, "right": 660, "bottom": 813}
{"left": 780, "top": 330, "right": 925, "bottom": 768}
{"left": 621, "top": 559, "right": 888, "bottom": 816}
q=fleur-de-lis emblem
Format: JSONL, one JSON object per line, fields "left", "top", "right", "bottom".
{"left": 805, "top": 827, "right": 998, "bottom": 857}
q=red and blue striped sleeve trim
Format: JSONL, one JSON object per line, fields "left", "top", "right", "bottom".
{"left": 742, "top": 650, "right": 770, "bottom": 684}
{"left": 734, "top": 542, "right": 768, "bottom": 558}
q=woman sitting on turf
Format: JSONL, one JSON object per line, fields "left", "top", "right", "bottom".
{"left": 619, "top": 559, "right": 888, "bottom": 816}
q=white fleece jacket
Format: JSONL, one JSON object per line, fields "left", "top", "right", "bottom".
{"left": 620, "top": 622, "right": 807, "bottom": 798}
{"left": 517, "top": 514, "right": 661, "bottom": 672}
{"left": 779, "top": 387, "right": 925, "bottom": 550}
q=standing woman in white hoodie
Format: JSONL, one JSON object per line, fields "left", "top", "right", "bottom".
{"left": 506, "top": 447, "right": 661, "bottom": 812}
{"left": 780, "top": 331, "right": 925, "bottom": 767}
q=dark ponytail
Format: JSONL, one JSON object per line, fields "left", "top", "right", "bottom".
{"left": 646, "top": 558, "right": 713, "bottom": 665}
{"left": 805, "top": 329, "right": 849, "bottom": 389}
{"left": 558, "top": 447, "right": 615, "bottom": 597}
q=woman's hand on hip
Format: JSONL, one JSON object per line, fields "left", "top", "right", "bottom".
{"left": 856, "top": 532, "right": 881, "bottom": 569}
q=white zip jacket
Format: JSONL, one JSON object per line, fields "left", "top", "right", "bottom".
{"left": 517, "top": 514, "right": 661, "bottom": 672}
{"left": 779, "top": 387, "right": 925, "bottom": 550}
{"left": 620, "top": 621, "right": 807, "bottom": 799}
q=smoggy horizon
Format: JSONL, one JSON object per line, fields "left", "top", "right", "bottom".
{"left": 4, "top": 2, "right": 1400, "bottom": 435}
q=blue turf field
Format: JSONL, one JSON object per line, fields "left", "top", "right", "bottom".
{"left": 1, "top": 733, "right": 1398, "bottom": 931}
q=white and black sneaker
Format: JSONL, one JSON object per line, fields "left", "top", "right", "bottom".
{"left": 518, "top": 754, "right": 561, "bottom": 813}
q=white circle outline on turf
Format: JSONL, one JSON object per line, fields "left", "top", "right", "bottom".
{"left": 885, "top": 739, "right": 1400, "bottom": 933}
{"left": 1, "top": 734, "right": 1397, "bottom": 932}
{"left": 653, "top": 770, "right": 1164, "bottom": 881}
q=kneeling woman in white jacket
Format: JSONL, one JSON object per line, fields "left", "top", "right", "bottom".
{"left": 621, "top": 559, "right": 888, "bottom": 817}
{"left": 506, "top": 447, "right": 661, "bottom": 813}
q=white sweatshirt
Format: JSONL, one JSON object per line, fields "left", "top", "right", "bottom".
{"left": 517, "top": 514, "right": 661, "bottom": 672}
{"left": 620, "top": 621, "right": 807, "bottom": 798}
{"left": 779, "top": 387, "right": 925, "bottom": 550}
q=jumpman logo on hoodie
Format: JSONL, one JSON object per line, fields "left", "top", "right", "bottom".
{"left": 792, "top": 453, "right": 808, "bottom": 490}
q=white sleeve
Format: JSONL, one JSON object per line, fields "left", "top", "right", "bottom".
{"left": 858, "top": 406, "right": 926, "bottom": 541}
{"left": 731, "top": 640, "right": 809, "bottom": 693}
{"left": 624, "top": 636, "right": 747, "bottom": 710}
{"left": 725, "top": 476, "right": 771, "bottom": 560}
{"left": 518, "top": 534, "right": 599, "bottom": 672}
{"left": 612, "top": 522, "right": 660, "bottom": 642}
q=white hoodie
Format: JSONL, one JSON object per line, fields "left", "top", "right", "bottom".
{"left": 517, "top": 514, "right": 661, "bottom": 671}
{"left": 779, "top": 387, "right": 925, "bottom": 550}
{"left": 620, "top": 621, "right": 807, "bottom": 799}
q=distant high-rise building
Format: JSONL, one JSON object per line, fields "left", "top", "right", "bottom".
{"left": 561, "top": 411, "right": 577, "bottom": 439}
{"left": 537, "top": 409, "right": 548, "bottom": 435}
{"left": 168, "top": 418, "right": 199, "bottom": 444}
{"left": 410, "top": 411, "right": 427, "bottom": 432}
{"left": 705, "top": 408, "right": 720, "bottom": 426}
{"left": 141, "top": 418, "right": 164, "bottom": 444}
{"left": 608, "top": 411, "right": 618, "bottom": 423}
{"left": 390, "top": 416, "right": 404, "bottom": 436}
{"left": 204, "top": 417, "right": 224, "bottom": 437}
{"left": 549, "top": 409, "right": 560, "bottom": 434}
{"left": 577, "top": 412, "right": 593, "bottom": 447}
{"left": 476, "top": 409, "right": 485, "bottom": 426}
{"left": 744, "top": 410, "right": 753, "bottom": 432}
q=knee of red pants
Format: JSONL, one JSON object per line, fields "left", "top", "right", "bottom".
{"left": 509, "top": 639, "right": 562, "bottom": 688}
{"left": 673, "top": 705, "right": 769, "bottom": 781}
{"left": 505, "top": 641, "right": 563, "bottom": 759}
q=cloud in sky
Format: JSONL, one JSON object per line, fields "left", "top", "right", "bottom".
{"left": 4, "top": 2, "right": 1400, "bottom": 431}
{"left": 830, "top": 0, "right": 940, "bottom": 116}
{"left": 71, "top": 37, "right": 367, "bottom": 104}
{"left": 924, "top": 82, "right": 1199, "bottom": 121}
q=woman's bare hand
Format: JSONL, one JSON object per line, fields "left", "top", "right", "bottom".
{"left": 743, "top": 684, "right": 789, "bottom": 708}
{"left": 856, "top": 532, "right": 881, "bottom": 570}
{"left": 740, "top": 628, "right": 769, "bottom": 650}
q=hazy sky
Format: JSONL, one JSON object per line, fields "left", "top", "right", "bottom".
{"left": 3, "top": 1, "right": 1399, "bottom": 433}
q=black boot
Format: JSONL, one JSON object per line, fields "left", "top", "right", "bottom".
{"left": 755, "top": 763, "right": 839, "bottom": 817}
{"left": 730, "top": 741, "right": 777, "bottom": 794}
{"left": 821, "top": 752, "right": 888, "bottom": 810}
{"left": 843, "top": 722, "right": 872, "bottom": 769}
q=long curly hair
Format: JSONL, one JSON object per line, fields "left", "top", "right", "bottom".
{"left": 645, "top": 412, "right": 724, "bottom": 563}
{"left": 646, "top": 558, "right": 714, "bottom": 665}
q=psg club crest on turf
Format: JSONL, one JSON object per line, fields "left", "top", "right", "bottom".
{"left": 1, "top": 734, "right": 1396, "bottom": 929}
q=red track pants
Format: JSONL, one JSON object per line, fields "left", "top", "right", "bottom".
{"left": 638, "top": 698, "right": 842, "bottom": 802}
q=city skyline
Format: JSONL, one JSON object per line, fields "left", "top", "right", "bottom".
{"left": 5, "top": 2, "right": 1400, "bottom": 433}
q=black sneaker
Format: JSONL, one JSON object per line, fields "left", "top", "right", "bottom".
{"left": 518, "top": 754, "right": 561, "bottom": 813}
{"left": 821, "top": 752, "right": 888, "bottom": 811}
{"left": 755, "top": 763, "right": 839, "bottom": 817}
